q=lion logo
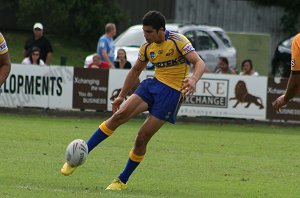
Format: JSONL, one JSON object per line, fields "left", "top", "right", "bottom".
{"left": 229, "top": 80, "right": 264, "bottom": 109}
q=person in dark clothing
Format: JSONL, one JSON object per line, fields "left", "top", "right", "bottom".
{"left": 114, "top": 48, "right": 132, "bottom": 69}
{"left": 23, "top": 22, "right": 53, "bottom": 65}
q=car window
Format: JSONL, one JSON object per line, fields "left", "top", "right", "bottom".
{"left": 213, "top": 31, "right": 232, "bottom": 48}
{"left": 115, "top": 29, "right": 145, "bottom": 47}
{"left": 184, "top": 31, "right": 197, "bottom": 49}
{"left": 195, "top": 30, "right": 218, "bottom": 50}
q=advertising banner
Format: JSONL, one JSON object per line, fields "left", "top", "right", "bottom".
{"left": 108, "top": 71, "right": 267, "bottom": 120}
{"left": 0, "top": 66, "right": 284, "bottom": 122}
{"left": 0, "top": 64, "right": 73, "bottom": 109}
{"left": 179, "top": 74, "right": 267, "bottom": 119}
{"left": 73, "top": 68, "right": 109, "bottom": 111}
{"left": 266, "top": 77, "right": 300, "bottom": 121}
{"left": 107, "top": 69, "right": 152, "bottom": 111}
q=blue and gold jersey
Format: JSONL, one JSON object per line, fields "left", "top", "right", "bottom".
{"left": 138, "top": 31, "right": 195, "bottom": 91}
{"left": 0, "top": 32, "right": 8, "bottom": 55}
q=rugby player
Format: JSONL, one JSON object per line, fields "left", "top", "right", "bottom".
{"left": 61, "top": 10, "right": 206, "bottom": 190}
{"left": 0, "top": 32, "right": 11, "bottom": 86}
{"left": 273, "top": 33, "right": 300, "bottom": 111}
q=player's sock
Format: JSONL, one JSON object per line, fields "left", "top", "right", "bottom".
{"left": 118, "top": 149, "right": 144, "bottom": 183}
{"left": 87, "top": 121, "right": 113, "bottom": 153}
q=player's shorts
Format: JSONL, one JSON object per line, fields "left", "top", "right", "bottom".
{"left": 134, "top": 77, "right": 183, "bottom": 124}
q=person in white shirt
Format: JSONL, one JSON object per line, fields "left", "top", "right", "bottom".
{"left": 22, "top": 46, "right": 45, "bottom": 66}
{"left": 239, "top": 59, "right": 259, "bottom": 76}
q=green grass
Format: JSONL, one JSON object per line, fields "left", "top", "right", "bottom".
{"left": 2, "top": 31, "right": 94, "bottom": 67}
{"left": 0, "top": 113, "right": 299, "bottom": 197}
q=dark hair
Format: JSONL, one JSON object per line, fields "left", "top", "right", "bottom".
{"left": 117, "top": 48, "right": 127, "bottom": 60}
{"left": 241, "top": 59, "right": 253, "bottom": 70}
{"left": 142, "top": 10, "right": 166, "bottom": 31}
{"left": 30, "top": 46, "right": 42, "bottom": 64}
{"left": 219, "top": 56, "right": 229, "bottom": 65}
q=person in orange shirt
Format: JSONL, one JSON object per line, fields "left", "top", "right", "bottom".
{"left": 0, "top": 32, "right": 11, "bottom": 86}
{"left": 273, "top": 33, "right": 300, "bottom": 111}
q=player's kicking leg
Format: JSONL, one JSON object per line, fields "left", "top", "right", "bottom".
{"left": 60, "top": 94, "right": 148, "bottom": 176}
{"left": 106, "top": 114, "right": 165, "bottom": 190}
{"left": 61, "top": 162, "right": 77, "bottom": 176}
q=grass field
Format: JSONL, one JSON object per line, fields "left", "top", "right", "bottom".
{"left": 0, "top": 113, "right": 299, "bottom": 198}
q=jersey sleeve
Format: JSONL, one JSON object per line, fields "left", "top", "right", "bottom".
{"left": 138, "top": 43, "right": 149, "bottom": 62}
{"left": 171, "top": 33, "right": 195, "bottom": 56}
{"left": 0, "top": 33, "right": 8, "bottom": 55}
{"left": 291, "top": 33, "right": 300, "bottom": 71}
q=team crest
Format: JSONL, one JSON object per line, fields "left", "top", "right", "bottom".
{"left": 150, "top": 52, "right": 155, "bottom": 59}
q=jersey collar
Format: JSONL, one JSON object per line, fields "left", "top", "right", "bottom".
{"left": 165, "top": 30, "right": 170, "bottom": 41}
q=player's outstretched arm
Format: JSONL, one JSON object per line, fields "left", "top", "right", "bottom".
{"left": 181, "top": 51, "right": 206, "bottom": 96}
{"left": 112, "top": 59, "right": 147, "bottom": 112}
{"left": 273, "top": 72, "right": 300, "bottom": 112}
{"left": 0, "top": 52, "right": 11, "bottom": 86}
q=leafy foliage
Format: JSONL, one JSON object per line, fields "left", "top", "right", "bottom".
{"left": 15, "top": 0, "right": 128, "bottom": 47}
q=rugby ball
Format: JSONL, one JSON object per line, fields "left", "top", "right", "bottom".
{"left": 65, "top": 139, "right": 88, "bottom": 167}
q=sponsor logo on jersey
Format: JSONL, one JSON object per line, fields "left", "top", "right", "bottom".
{"left": 0, "top": 41, "right": 8, "bottom": 52}
{"left": 182, "top": 43, "right": 194, "bottom": 54}
{"left": 291, "top": 59, "right": 295, "bottom": 67}
{"left": 154, "top": 56, "right": 186, "bottom": 68}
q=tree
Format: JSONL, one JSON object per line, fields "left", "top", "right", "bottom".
{"left": 249, "top": 0, "right": 300, "bottom": 34}
{"left": 16, "top": 0, "right": 128, "bottom": 47}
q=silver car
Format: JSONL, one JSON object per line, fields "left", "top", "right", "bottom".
{"left": 85, "top": 23, "right": 236, "bottom": 71}
{"left": 114, "top": 23, "right": 236, "bottom": 71}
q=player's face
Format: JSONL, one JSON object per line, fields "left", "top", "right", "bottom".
{"left": 143, "top": 25, "right": 160, "bottom": 43}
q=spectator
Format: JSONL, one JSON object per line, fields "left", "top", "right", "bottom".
{"left": 21, "top": 47, "right": 45, "bottom": 66}
{"left": 239, "top": 59, "right": 259, "bottom": 76}
{"left": 23, "top": 22, "right": 53, "bottom": 65}
{"left": 97, "top": 23, "right": 116, "bottom": 68}
{"left": 88, "top": 53, "right": 111, "bottom": 69}
{"left": 114, "top": 48, "right": 132, "bottom": 69}
{"left": 0, "top": 32, "right": 11, "bottom": 86}
{"left": 214, "top": 57, "right": 236, "bottom": 74}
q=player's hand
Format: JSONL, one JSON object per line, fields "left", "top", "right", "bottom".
{"left": 272, "top": 95, "right": 288, "bottom": 112}
{"left": 181, "top": 77, "right": 197, "bottom": 96}
{"left": 112, "top": 96, "right": 124, "bottom": 113}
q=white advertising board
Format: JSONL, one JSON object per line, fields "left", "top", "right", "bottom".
{"left": 179, "top": 73, "right": 267, "bottom": 119}
{"left": 108, "top": 71, "right": 267, "bottom": 120}
{"left": 107, "top": 69, "right": 152, "bottom": 111}
{"left": 0, "top": 64, "right": 74, "bottom": 109}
